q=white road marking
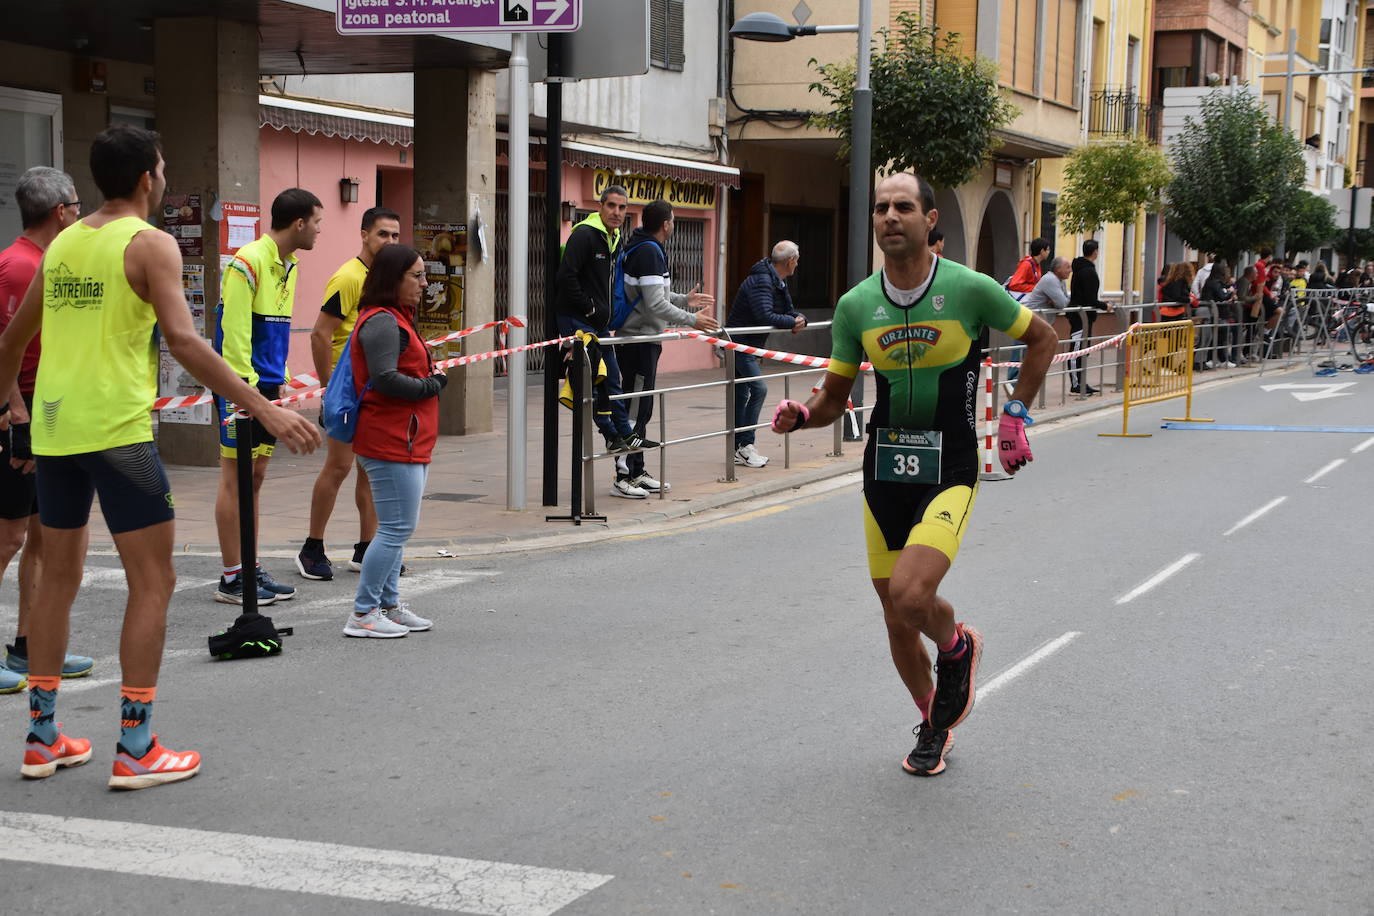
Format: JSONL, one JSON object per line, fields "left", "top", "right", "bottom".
{"left": 979, "top": 631, "right": 1081, "bottom": 701}
{"left": 1115, "top": 553, "right": 1200, "bottom": 605}
{"left": 74, "top": 568, "right": 214, "bottom": 593}
{"left": 1304, "top": 458, "right": 1345, "bottom": 483}
{"left": 0, "top": 811, "right": 612, "bottom": 915}
{"left": 1353, "top": 436, "right": 1374, "bottom": 454}
{"left": 1223, "top": 496, "right": 1287, "bottom": 537}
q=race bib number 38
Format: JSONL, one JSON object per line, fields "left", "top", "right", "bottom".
{"left": 874, "top": 428, "right": 942, "bottom": 484}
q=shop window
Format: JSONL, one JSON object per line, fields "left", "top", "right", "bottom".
{"left": 650, "top": 0, "right": 685, "bottom": 72}
{"left": 0, "top": 86, "right": 62, "bottom": 242}
{"left": 663, "top": 215, "right": 705, "bottom": 294}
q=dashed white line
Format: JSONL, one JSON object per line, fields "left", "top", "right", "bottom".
{"left": 1115, "top": 553, "right": 1200, "bottom": 605}
{"left": 0, "top": 811, "right": 612, "bottom": 915}
{"left": 979, "top": 631, "right": 1081, "bottom": 701}
{"left": 1353, "top": 436, "right": 1374, "bottom": 454}
{"left": 1304, "top": 459, "right": 1345, "bottom": 483}
{"left": 1223, "top": 496, "right": 1287, "bottom": 536}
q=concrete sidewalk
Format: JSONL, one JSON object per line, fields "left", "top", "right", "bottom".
{"left": 90, "top": 357, "right": 1283, "bottom": 559}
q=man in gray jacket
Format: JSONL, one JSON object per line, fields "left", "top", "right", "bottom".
{"left": 614, "top": 200, "right": 719, "bottom": 498}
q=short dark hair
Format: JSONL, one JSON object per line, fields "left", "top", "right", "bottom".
{"left": 599, "top": 184, "right": 628, "bottom": 203}
{"left": 359, "top": 244, "right": 423, "bottom": 310}
{"left": 641, "top": 199, "right": 673, "bottom": 234}
{"left": 927, "top": 228, "right": 944, "bottom": 246}
{"left": 880, "top": 172, "right": 936, "bottom": 215}
{"left": 270, "top": 188, "right": 323, "bottom": 231}
{"left": 1082, "top": 239, "right": 1099, "bottom": 257}
{"left": 361, "top": 206, "right": 400, "bottom": 231}
{"left": 1259, "top": 246, "right": 1273, "bottom": 258}
{"left": 90, "top": 125, "right": 161, "bottom": 201}
{"left": 1030, "top": 237, "right": 1050, "bottom": 257}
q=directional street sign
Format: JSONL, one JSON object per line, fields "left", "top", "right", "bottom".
{"left": 337, "top": 0, "right": 580, "bottom": 35}
{"left": 1260, "top": 382, "right": 1357, "bottom": 402}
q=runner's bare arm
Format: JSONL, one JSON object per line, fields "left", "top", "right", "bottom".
{"left": 0, "top": 262, "right": 44, "bottom": 433}
{"left": 1006, "top": 313, "right": 1057, "bottom": 406}
{"left": 772, "top": 369, "right": 855, "bottom": 434}
{"left": 310, "top": 310, "right": 344, "bottom": 383}
{"left": 129, "top": 230, "right": 322, "bottom": 455}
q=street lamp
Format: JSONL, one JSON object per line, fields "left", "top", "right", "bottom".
{"left": 729, "top": 3, "right": 873, "bottom": 290}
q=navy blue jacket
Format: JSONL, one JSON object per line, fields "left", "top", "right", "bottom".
{"left": 726, "top": 258, "right": 801, "bottom": 348}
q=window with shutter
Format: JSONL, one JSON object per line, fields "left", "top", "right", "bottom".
{"left": 650, "top": 0, "right": 685, "bottom": 72}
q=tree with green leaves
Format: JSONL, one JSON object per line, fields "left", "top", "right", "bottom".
{"left": 1165, "top": 89, "right": 1305, "bottom": 268}
{"left": 808, "top": 13, "right": 1017, "bottom": 189}
{"left": 1268, "top": 189, "right": 1337, "bottom": 255}
{"left": 1057, "top": 139, "right": 1171, "bottom": 234}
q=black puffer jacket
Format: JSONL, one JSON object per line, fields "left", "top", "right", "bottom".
{"left": 554, "top": 212, "right": 619, "bottom": 332}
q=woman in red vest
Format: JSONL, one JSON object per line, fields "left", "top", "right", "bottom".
{"left": 343, "top": 244, "right": 446, "bottom": 639}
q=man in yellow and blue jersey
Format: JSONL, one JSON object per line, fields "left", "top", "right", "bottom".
{"left": 212, "top": 188, "right": 323, "bottom": 605}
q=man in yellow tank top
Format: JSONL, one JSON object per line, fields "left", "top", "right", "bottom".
{"left": 295, "top": 206, "right": 401, "bottom": 581}
{"left": 0, "top": 125, "right": 320, "bottom": 790}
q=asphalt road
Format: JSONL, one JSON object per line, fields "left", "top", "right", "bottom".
{"left": 1, "top": 368, "right": 1371, "bottom": 915}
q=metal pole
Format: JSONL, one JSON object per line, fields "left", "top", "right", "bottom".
{"left": 542, "top": 36, "right": 564, "bottom": 507}
{"left": 1277, "top": 28, "right": 1297, "bottom": 259}
{"left": 725, "top": 347, "right": 737, "bottom": 482}
{"left": 234, "top": 415, "right": 257, "bottom": 616}
{"left": 507, "top": 34, "right": 529, "bottom": 510}
{"left": 844, "top": 0, "right": 873, "bottom": 439}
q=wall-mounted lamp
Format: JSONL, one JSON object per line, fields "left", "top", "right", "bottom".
{"left": 559, "top": 200, "right": 577, "bottom": 224}
{"left": 339, "top": 177, "right": 360, "bottom": 204}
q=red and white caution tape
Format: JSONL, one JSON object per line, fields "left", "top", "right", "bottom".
{"left": 987, "top": 325, "right": 1137, "bottom": 368}
{"left": 153, "top": 316, "right": 527, "bottom": 412}
{"left": 674, "top": 329, "right": 873, "bottom": 372}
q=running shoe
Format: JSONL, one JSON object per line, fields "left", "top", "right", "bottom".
{"left": 4, "top": 646, "right": 94, "bottom": 679}
{"left": 929, "top": 623, "right": 983, "bottom": 732}
{"left": 349, "top": 541, "right": 370, "bottom": 572}
{"left": 382, "top": 604, "right": 433, "bottom": 632}
{"left": 624, "top": 433, "right": 660, "bottom": 451}
{"left": 215, "top": 575, "right": 277, "bottom": 605}
{"left": 295, "top": 543, "right": 334, "bottom": 580}
{"left": 629, "top": 472, "right": 671, "bottom": 493}
{"left": 343, "top": 608, "right": 409, "bottom": 638}
{"left": 604, "top": 435, "right": 632, "bottom": 454}
{"left": 256, "top": 566, "right": 295, "bottom": 600}
{"left": 108, "top": 735, "right": 201, "bottom": 790}
{"left": 21, "top": 727, "right": 92, "bottom": 779}
{"left": 0, "top": 668, "right": 24, "bottom": 694}
{"left": 902, "top": 721, "right": 954, "bottom": 777}
{"left": 733, "top": 444, "right": 769, "bottom": 468}
{"left": 610, "top": 478, "right": 648, "bottom": 499}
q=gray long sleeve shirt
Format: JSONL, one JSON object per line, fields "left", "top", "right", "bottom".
{"left": 356, "top": 310, "right": 446, "bottom": 400}
{"left": 1021, "top": 272, "right": 1068, "bottom": 315}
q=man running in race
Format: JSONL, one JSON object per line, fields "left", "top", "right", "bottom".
{"left": 0, "top": 125, "right": 320, "bottom": 789}
{"left": 771, "top": 172, "right": 1055, "bottom": 777}
{"left": 296, "top": 206, "right": 400, "bottom": 580}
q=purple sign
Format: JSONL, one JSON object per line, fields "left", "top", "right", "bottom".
{"left": 338, "top": 0, "right": 580, "bottom": 35}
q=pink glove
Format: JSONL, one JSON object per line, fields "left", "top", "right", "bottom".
{"left": 997, "top": 414, "right": 1033, "bottom": 474}
{"left": 771, "top": 399, "right": 810, "bottom": 434}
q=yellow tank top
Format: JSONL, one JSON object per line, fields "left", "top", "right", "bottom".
{"left": 33, "top": 217, "right": 159, "bottom": 456}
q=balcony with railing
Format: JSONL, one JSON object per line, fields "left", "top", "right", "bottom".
{"left": 1086, "top": 87, "right": 1162, "bottom": 143}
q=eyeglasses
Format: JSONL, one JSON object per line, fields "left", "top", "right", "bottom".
{"left": 407, "top": 270, "right": 426, "bottom": 280}
{"left": 62, "top": 201, "right": 80, "bottom": 210}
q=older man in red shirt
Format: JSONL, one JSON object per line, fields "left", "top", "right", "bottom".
{"left": 0, "top": 167, "right": 92, "bottom": 693}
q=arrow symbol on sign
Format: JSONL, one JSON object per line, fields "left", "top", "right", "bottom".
{"left": 1260, "top": 382, "right": 1357, "bottom": 401}
{"left": 536, "top": 0, "right": 570, "bottom": 23}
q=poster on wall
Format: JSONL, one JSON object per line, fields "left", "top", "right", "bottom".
{"left": 413, "top": 222, "right": 467, "bottom": 351}
{"left": 157, "top": 264, "right": 211, "bottom": 425}
{"left": 219, "top": 201, "right": 260, "bottom": 255}
{"left": 161, "top": 193, "right": 203, "bottom": 257}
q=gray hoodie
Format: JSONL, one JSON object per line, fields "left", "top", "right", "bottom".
{"left": 617, "top": 227, "right": 696, "bottom": 336}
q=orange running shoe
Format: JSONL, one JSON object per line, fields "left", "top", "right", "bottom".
{"left": 21, "top": 727, "right": 93, "bottom": 779}
{"left": 108, "top": 735, "right": 201, "bottom": 790}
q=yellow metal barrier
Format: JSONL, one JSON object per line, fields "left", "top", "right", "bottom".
{"left": 1099, "top": 320, "right": 1213, "bottom": 437}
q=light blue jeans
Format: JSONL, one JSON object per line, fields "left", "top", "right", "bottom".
{"left": 354, "top": 456, "right": 428, "bottom": 615}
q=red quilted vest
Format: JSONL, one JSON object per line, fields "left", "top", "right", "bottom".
{"left": 349, "top": 305, "right": 438, "bottom": 463}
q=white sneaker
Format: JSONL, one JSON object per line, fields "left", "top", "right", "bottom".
{"left": 610, "top": 478, "right": 648, "bottom": 499}
{"left": 382, "top": 603, "right": 432, "bottom": 632}
{"left": 734, "top": 444, "right": 769, "bottom": 468}
{"left": 629, "top": 473, "right": 670, "bottom": 493}
{"left": 1224, "top": 361, "right": 1237, "bottom": 368}
{"left": 1002, "top": 382, "right": 1015, "bottom": 398}
{"left": 1203, "top": 360, "right": 1215, "bottom": 369}
{"left": 343, "top": 608, "right": 410, "bottom": 638}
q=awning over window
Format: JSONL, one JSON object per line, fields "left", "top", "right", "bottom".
{"left": 259, "top": 96, "right": 413, "bottom": 147}
{"left": 560, "top": 140, "right": 741, "bottom": 189}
